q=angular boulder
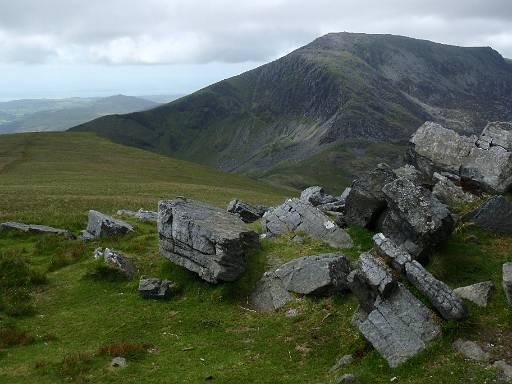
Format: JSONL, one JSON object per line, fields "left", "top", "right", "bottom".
{"left": 373, "top": 233, "right": 412, "bottom": 273}
{"left": 0, "top": 221, "right": 73, "bottom": 239}
{"left": 393, "top": 164, "right": 432, "bottom": 188}
{"left": 453, "top": 281, "right": 494, "bottom": 308}
{"left": 300, "top": 186, "right": 337, "bottom": 206}
{"left": 353, "top": 284, "right": 441, "bottom": 368}
{"left": 261, "top": 198, "right": 352, "bottom": 248}
{"left": 275, "top": 254, "right": 349, "bottom": 295}
{"left": 343, "top": 164, "right": 396, "bottom": 228}
{"left": 158, "top": 197, "right": 259, "bottom": 283}
{"left": 138, "top": 276, "right": 175, "bottom": 299}
{"left": 251, "top": 272, "right": 292, "bottom": 312}
{"left": 432, "top": 172, "right": 476, "bottom": 206}
{"left": 477, "top": 122, "right": 512, "bottom": 151}
{"left": 463, "top": 196, "right": 512, "bottom": 234}
{"left": 86, "top": 210, "right": 133, "bottom": 238}
{"left": 93, "top": 248, "right": 134, "bottom": 280}
{"left": 503, "top": 262, "right": 512, "bottom": 306}
{"left": 227, "top": 199, "right": 266, "bottom": 223}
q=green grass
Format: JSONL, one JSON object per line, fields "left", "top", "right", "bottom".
{"left": 0, "top": 132, "right": 510, "bottom": 383}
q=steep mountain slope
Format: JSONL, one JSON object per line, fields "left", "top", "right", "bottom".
{"left": 0, "top": 95, "right": 159, "bottom": 133}
{"left": 71, "top": 33, "right": 512, "bottom": 190}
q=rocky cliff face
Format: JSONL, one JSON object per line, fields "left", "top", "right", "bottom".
{"left": 71, "top": 33, "right": 512, "bottom": 190}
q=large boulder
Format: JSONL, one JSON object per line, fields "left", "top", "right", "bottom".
{"left": 503, "top": 262, "right": 512, "bottom": 306}
{"left": 453, "top": 339, "right": 490, "bottom": 362}
{"left": 275, "top": 254, "right": 350, "bottom": 295}
{"left": 0, "top": 221, "right": 73, "bottom": 239}
{"left": 343, "top": 164, "right": 397, "bottom": 228}
{"left": 86, "top": 210, "right": 133, "bottom": 238}
{"left": 353, "top": 284, "right": 441, "bottom": 368}
{"left": 432, "top": 172, "right": 476, "bottom": 206}
{"left": 250, "top": 272, "right": 292, "bottom": 312}
{"left": 454, "top": 281, "right": 494, "bottom": 308}
{"left": 158, "top": 197, "right": 259, "bottom": 283}
{"left": 393, "top": 164, "right": 432, "bottom": 188}
{"left": 227, "top": 199, "right": 267, "bottom": 223}
{"left": 407, "top": 121, "right": 477, "bottom": 176}
{"left": 261, "top": 198, "right": 352, "bottom": 248}
{"left": 380, "top": 177, "right": 455, "bottom": 258}
{"left": 463, "top": 196, "right": 512, "bottom": 234}
{"left": 477, "top": 122, "right": 512, "bottom": 151}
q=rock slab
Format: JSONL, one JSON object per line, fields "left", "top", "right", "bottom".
{"left": 251, "top": 272, "right": 292, "bottom": 312}
{"left": 463, "top": 196, "right": 512, "bottom": 234}
{"left": 503, "top": 262, "right": 512, "bottom": 306}
{"left": 117, "top": 208, "right": 158, "bottom": 222}
{"left": 86, "top": 210, "right": 133, "bottom": 238}
{"left": 453, "top": 339, "right": 490, "bottom": 362}
{"left": 138, "top": 276, "right": 175, "bottom": 299}
{"left": 227, "top": 199, "right": 266, "bottom": 223}
{"left": 0, "top": 221, "right": 73, "bottom": 239}
{"left": 158, "top": 197, "right": 259, "bottom": 283}
{"left": 94, "top": 248, "right": 134, "bottom": 280}
{"left": 453, "top": 281, "right": 494, "bottom": 307}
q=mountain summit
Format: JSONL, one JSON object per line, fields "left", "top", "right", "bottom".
{"left": 71, "top": 32, "right": 512, "bottom": 189}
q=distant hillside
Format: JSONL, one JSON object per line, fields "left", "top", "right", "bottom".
{"left": 72, "top": 33, "right": 512, "bottom": 190}
{"left": 0, "top": 95, "right": 159, "bottom": 133}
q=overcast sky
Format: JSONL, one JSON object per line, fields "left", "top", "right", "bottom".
{"left": 0, "top": 0, "right": 511, "bottom": 100}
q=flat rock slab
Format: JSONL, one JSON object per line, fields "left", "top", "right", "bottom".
{"left": 453, "top": 339, "right": 490, "bottom": 362}
{"left": 463, "top": 196, "right": 512, "bottom": 234}
{"left": 158, "top": 197, "right": 259, "bottom": 283}
{"left": 138, "top": 276, "right": 175, "bottom": 299}
{"left": 261, "top": 198, "right": 352, "bottom": 248}
{"left": 354, "top": 284, "right": 441, "bottom": 368}
{"left": 454, "top": 281, "right": 494, "bottom": 307}
{"left": 251, "top": 272, "right": 292, "bottom": 312}
{"left": 87, "top": 210, "right": 133, "bottom": 238}
{"left": 0, "top": 221, "right": 73, "bottom": 239}
{"left": 503, "top": 262, "right": 512, "bottom": 306}
{"left": 275, "top": 253, "right": 349, "bottom": 295}
{"left": 117, "top": 208, "right": 158, "bottom": 222}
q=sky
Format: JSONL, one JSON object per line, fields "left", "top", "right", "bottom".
{"left": 0, "top": 0, "right": 511, "bottom": 100}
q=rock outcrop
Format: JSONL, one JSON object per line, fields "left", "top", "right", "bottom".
{"left": 158, "top": 197, "right": 259, "bottom": 283}
{"left": 86, "top": 210, "right": 133, "bottom": 238}
{"left": 93, "top": 248, "right": 134, "bottom": 280}
{"left": 227, "top": 199, "right": 267, "bottom": 223}
{"left": 454, "top": 281, "right": 494, "bottom": 308}
{"left": 261, "top": 198, "right": 352, "bottom": 248}
{"left": 0, "top": 221, "right": 73, "bottom": 239}
{"left": 138, "top": 276, "right": 175, "bottom": 299}
{"left": 463, "top": 196, "right": 512, "bottom": 234}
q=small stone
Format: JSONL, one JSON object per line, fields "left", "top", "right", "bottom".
{"left": 453, "top": 339, "right": 490, "bottom": 362}
{"left": 503, "top": 262, "right": 512, "bottom": 306}
{"left": 0, "top": 221, "right": 74, "bottom": 239}
{"left": 93, "top": 248, "right": 134, "bottom": 280}
{"left": 335, "top": 373, "right": 356, "bottom": 383}
{"left": 138, "top": 276, "right": 175, "bottom": 299}
{"left": 111, "top": 357, "right": 127, "bottom": 368}
{"left": 492, "top": 360, "right": 512, "bottom": 381}
{"left": 285, "top": 308, "right": 299, "bottom": 317}
{"left": 454, "top": 281, "right": 494, "bottom": 307}
{"left": 329, "top": 354, "right": 353, "bottom": 373}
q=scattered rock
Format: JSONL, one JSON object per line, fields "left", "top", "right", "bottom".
{"left": 300, "top": 186, "right": 337, "bottom": 206}
{"left": 292, "top": 235, "right": 304, "bottom": 243}
{"left": 335, "top": 373, "right": 356, "bottom": 383}
{"left": 491, "top": 360, "right": 512, "bottom": 381}
{"left": 453, "top": 339, "right": 490, "bottom": 362}
{"left": 117, "top": 208, "right": 158, "bottom": 222}
{"left": 454, "top": 281, "right": 494, "bottom": 307}
{"left": 478, "top": 122, "right": 512, "bottom": 151}
{"left": 432, "top": 172, "right": 476, "bottom": 206}
{"left": 275, "top": 254, "right": 349, "bottom": 295}
{"left": 373, "top": 233, "right": 412, "bottom": 273}
{"left": 329, "top": 354, "right": 353, "bottom": 373}
{"left": 111, "top": 356, "right": 127, "bottom": 368}
{"left": 0, "top": 221, "right": 74, "bottom": 239}
{"left": 261, "top": 198, "right": 352, "bottom": 248}
{"left": 503, "top": 262, "right": 512, "bottom": 306}
{"left": 158, "top": 197, "right": 259, "bottom": 283}
{"left": 93, "top": 248, "right": 134, "bottom": 280}
{"left": 250, "top": 272, "right": 292, "bottom": 313}
{"left": 227, "top": 199, "right": 267, "bottom": 223}
{"left": 393, "top": 164, "right": 432, "bottom": 187}
{"left": 339, "top": 187, "right": 352, "bottom": 204}
{"left": 463, "top": 196, "right": 512, "bottom": 234}
{"left": 353, "top": 284, "right": 441, "bottom": 368}
{"left": 138, "top": 276, "right": 175, "bottom": 299}
{"left": 86, "top": 210, "right": 133, "bottom": 238}
{"left": 78, "top": 229, "right": 96, "bottom": 242}
{"left": 285, "top": 308, "right": 299, "bottom": 317}
{"left": 344, "top": 164, "right": 396, "bottom": 228}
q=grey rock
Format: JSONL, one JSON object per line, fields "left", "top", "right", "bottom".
{"left": 492, "top": 360, "right": 512, "bottom": 381}
{"left": 158, "top": 197, "right": 259, "bottom": 283}
{"left": 227, "top": 199, "right": 266, "bottom": 223}
{"left": 453, "top": 281, "right": 494, "bottom": 307}
{"left": 453, "top": 339, "right": 490, "bottom": 362}
{"left": 300, "top": 186, "right": 337, "bottom": 206}
{"left": 78, "top": 230, "right": 95, "bottom": 242}
{"left": 138, "top": 276, "right": 175, "bottom": 299}
{"left": 354, "top": 284, "right": 441, "bottom": 368}
{"left": 503, "top": 262, "right": 512, "bottom": 306}
{"left": 380, "top": 177, "right": 455, "bottom": 259}
{"left": 405, "top": 260, "right": 468, "bottom": 321}
{"left": 406, "top": 121, "right": 477, "bottom": 176}
{"left": 117, "top": 208, "right": 158, "bottom": 222}
{"left": 432, "top": 172, "right": 476, "bottom": 206}
{"left": 329, "top": 254, "right": 353, "bottom": 291}
{"left": 373, "top": 233, "right": 412, "bottom": 273}
{"left": 393, "top": 164, "right": 432, "bottom": 187}
{"left": 86, "top": 210, "right": 133, "bottom": 238}
{"left": 0, "top": 221, "right": 73, "bottom": 239}
{"left": 275, "top": 253, "right": 349, "bottom": 295}
{"left": 329, "top": 354, "right": 353, "bottom": 373}
{"left": 463, "top": 196, "right": 512, "bottom": 234}
{"left": 344, "top": 164, "right": 396, "bottom": 228}
{"left": 111, "top": 357, "right": 127, "bottom": 368}
{"left": 261, "top": 198, "right": 352, "bottom": 248}
{"left": 93, "top": 248, "right": 134, "bottom": 280}
{"left": 251, "top": 272, "right": 292, "bottom": 312}
{"left": 339, "top": 187, "right": 352, "bottom": 204}
{"left": 284, "top": 308, "right": 299, "bottom": 317}
{"left": 478, "top": 122, "right": 512, "bottom": 152}
{"left": 335, "top": 373, "right": 356, "bottom": 383}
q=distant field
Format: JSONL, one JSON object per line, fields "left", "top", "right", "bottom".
{"left": 0, "top": 132, "right": 510, "bottom": 383}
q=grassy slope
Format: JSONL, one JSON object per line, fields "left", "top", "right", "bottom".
{"left": 0, "top": 133, "right": 511, "bottom": 383}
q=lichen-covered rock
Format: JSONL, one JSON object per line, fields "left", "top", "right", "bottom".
{"left": 261, "top": 198, "right": 352, "bottom": 248}
{"left": 432, "top": 172, "right": 476, "bottom": 206}
{"left": 393, "top": 164, "right": 432, "bottom": 187}
{"left": 138, "top": 276, "right": 175, "bottom": 299}
{"left": 454, "top": 281, "right": 494, "bottom": 308}
{"left": 463, "top": 196, "right": 512, "bottom": 234}
{"left": 158, "top": 197, "right": 259, "bottom": 283}
{"left": 373, "top": 233, "right": 411, "bottom": 273}
{"left": 251, "top": 272, "right": 292, "bottom": 312}
{"left": 227, "top": 199, "right": 267, "bottom": 223}
{"left": 503, "top": 262, "right": 512, "bottom": 306}
{"left": 275, "top": 254, "right": 349, "bottom": 295}
{"left": 117, "top": 208, "right": 158, "bottom": 222}
{"left": 407, "top": 121, "right": 477, "bottom": 176}
{"left": 93, "top": 248, "right": 134, "bottom": 280}
{"left": 86, "top": 210, "right": 133, "bottom": 238}
{"left": 405, "top": 260, "right": 468, "bottom": 321}
{"left": 344, "top": 164, "right": 396, "bottom": 228}
{"left": 353, "top": 284, "right": 441, "bottom": 368}
{"left": 478, "top": 122, "right": 512, "bottom": 151}
{"left": 0, "top": 221, "right": 74, "bottom": 239}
